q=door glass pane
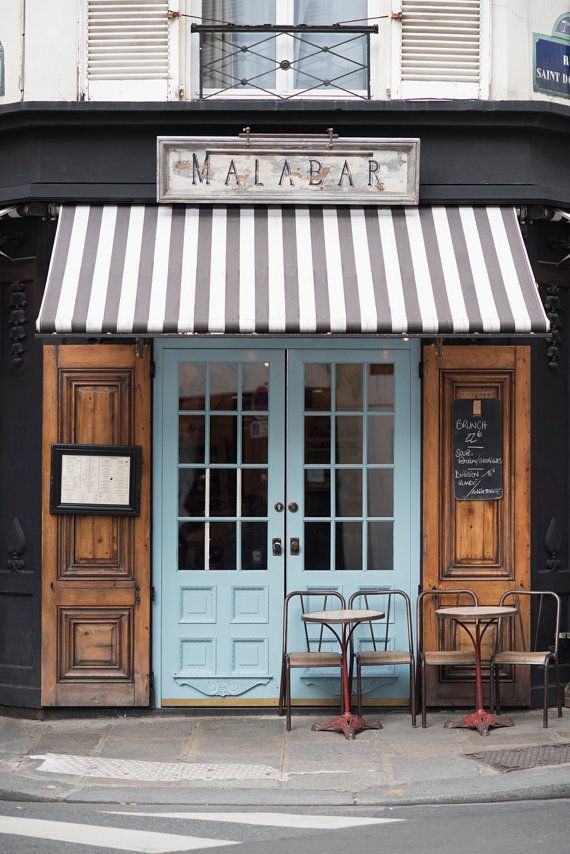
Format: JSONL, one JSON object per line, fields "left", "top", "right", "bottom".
{"left": 242, "top": 415, "right": 268, "bottom": 463}
{"left": 210, "top": 469, "right": 237, "bottom": 517}
{"left": 210, "top": 522, "right": 236, "bottom": 570}
{"left": 367, "top": 521, "right": 394, "bottom": 570}
{"left": 242, "top": 469, "right": 268, "bottom": 517}
{"left": 336, "top": 364, "right": 363, "bottom": 411}
{"left": 242, "top": 363, "right": 269, "bottom": 411}
{"left": 179, "top": 415, "right": 205, "bottom": 464}
{"left": 367, "top": 416, "right": 394, "bottom": 464}
{"left": 336, "top": 469, "right": 362, "bottom": 517}
{"left": 368, "top": 364, "right": 394, "bottom": 411}
{"left": 179, "top": 363, "right": 205, "bottom": 410}
{"left": 305, "top": 521, "right": 331, "bottom": 570}
{"left": 242, "top": 522, "right": 267, "bottom": 570}
{"left": 178, "top": 522, "right": 205, "bottom": 570}
{"left": 305, "top": 416, "right": 331, "bottom": 463}
{"left": 210, "top": 363, "right": 238, "bottom": 411}
{"left": 305, "top": 363, "right": 331, "bottom": 410}
{"left": 304, "top": 469, "right": 331, "bottom": 517}
{"left": 335, "top": 416, "right": 362, "bottom": 464}
{"left": 367, "top": 469, "right": 394, "bottom": 517}
{"left": 178, "top": 469, "right": 206, "bottom": 517}
{"left": 335, "top": 521, "right": 362, "bottom": 570}
{"left": 210, "top": 415, "right": 237, "bottom": 463}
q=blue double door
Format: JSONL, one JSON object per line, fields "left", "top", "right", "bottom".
{"left": 156, "top": 341, "right": 419, "bottom": 706}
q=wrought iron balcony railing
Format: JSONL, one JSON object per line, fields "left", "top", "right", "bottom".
{"left": 191, "top": 24, "right": 378, "bottom": 100}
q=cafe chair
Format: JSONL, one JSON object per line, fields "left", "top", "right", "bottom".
{"left": 417, "top": 588, "right": 479, "bottom": 728}
{"left": 278, "top": 590, "right": 346, "bottom": 732}
{"left": 348, "top": 589, "right": 416, "bottom": 727}
{"left": 491, "top": 590, "right": 563, "bottom": 728}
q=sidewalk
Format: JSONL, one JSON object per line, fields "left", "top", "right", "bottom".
{"left": 1, "top": 709, "right": 569, "bottom": 807}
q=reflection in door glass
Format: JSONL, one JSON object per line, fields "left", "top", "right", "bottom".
{"left": 368, "top": 364, "right": 394, "bottom": 410}
{"left": 210, "top": 522, "right": 236, "bottom": 570}
{"left": 242, "top": 415, "right": 268, "bottom": 463}
{"left": 210, "top": 469, "right": 237, "bottom": 516}
{"left": 242, "top": 362, "right": 269, "bottom": 411}
{"left": 304, "top": 469, "right": 331, "bottom": 517}
{"left": 367, "top": 469, "right": 394, "bottom": 517}
{"left": 305, "top": 416, "right": 331, "bottom": 464}
{"left": 335, "top": 416, "right": 362, "bottom": 464}
{"left": 335, "top": 521, "right": 362, "bottom": 570}
{"left": 210, "top": 363, "right": 238, "bottom": 411}
{"left": 336, "top": 363, "right": 363, "bottom": 411}
{"left": 179, "top": 415, "right": 205, "bottom": 464}
{"left": 242, "top": 469, "right": 268, "bottom": 517}
{"left": 178, "top": 469, "right": 206, "bottom": 517}
{"left": 336, "top": 469, "right": 362, "bottom": 517}
{"left": 304, "top": 363, "right": 331, "bottom": 410}
{"left": 210, "top": 415, "right": 238, "bottom": 463}
{"left": 179, "top": 363, "right": 206, "bottom": 410}
{"left": 367, "top": 416, "right": 394, "bottom": 464}
{"left": 178, "top": 522, "right": 205, "bottom": 570}
{"left": 242, "top": 522, "right": 267, "bottom": 570}
{"left": 304, "top": 521, "right": 331, "bottom": 570}
{"left": 367, "top": 521, "right": 394, "bottom": 570}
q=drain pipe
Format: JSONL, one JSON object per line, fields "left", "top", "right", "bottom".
{"left": 19, "top": 0, "right": 26, "bottom": 100}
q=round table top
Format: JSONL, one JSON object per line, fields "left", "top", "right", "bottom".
{"left": 436, "top": 606, "right": 518, "bottom": 620}
{"left": 302, "top": 608, "right": 385, "bottom": 625}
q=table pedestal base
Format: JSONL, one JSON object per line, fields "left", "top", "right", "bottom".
{"left": 311, "top": 713, "right": 383, "bottom": 740}
{"left": 444, "top": 710, "right": 514, "bottom": 737}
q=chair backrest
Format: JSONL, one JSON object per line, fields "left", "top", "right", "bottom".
{"left": 416, "top": 588, "right": 478, "bottom": 655}
{"left": 282, "top": 590, "right": 346, "bottom": 656}
{"left": 499, "top": 590, "right": 561, "bottom": 659}
{"left": 348, "top": 589, "right": 414, "bottom": 656}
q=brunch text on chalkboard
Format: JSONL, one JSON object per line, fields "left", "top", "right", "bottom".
{"left": 453, "top": 399, "right": 503, "bottom": 501}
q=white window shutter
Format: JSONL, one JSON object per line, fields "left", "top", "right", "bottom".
{"left": 85, "top": 0, "right": 172, "bottom": 100}
{"left": 400, "top": 1, "right": 483, "bottom": 98}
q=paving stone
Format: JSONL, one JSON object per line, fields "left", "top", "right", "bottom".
{"left": 388, "top": 753, "right": 496, "bottom": 784}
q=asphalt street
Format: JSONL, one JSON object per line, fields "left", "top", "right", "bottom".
{"left": 0, "top": 799, "right": 566, "bottom": 854}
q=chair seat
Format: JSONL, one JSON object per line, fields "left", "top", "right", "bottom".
{"left": 357, "top": 650, "right": 412, "bottom": 665}
{"left": 423, "top": 650, "right": 476, "bottom": 665}
{"left": 494, "top": 651, "right": 552, "bottom": 665}
{"left": 287, "top": 652, "right": 342, "bottom": 667}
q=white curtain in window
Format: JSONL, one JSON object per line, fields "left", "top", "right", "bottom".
{"left": 202, "top": 1, "right": 276, "bottom": 92}
{"left": 293, "top": 0, "right": 367, "bottom": 92}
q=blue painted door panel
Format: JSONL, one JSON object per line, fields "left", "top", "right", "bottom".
{"left": 160, "top": 348, "right": 285, "bottom": 703}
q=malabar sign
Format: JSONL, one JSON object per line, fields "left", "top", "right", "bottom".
{"left": 157, "top": 136, "right": 420, "bottom": 205}
{"left": 534, "top": 14, "right": 570, "bottom": 100}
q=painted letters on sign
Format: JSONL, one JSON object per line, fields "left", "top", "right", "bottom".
{"left": 533, "top": 15, "right": 570, "bottom": 99}
{"left": 157, "top": 136, "right": 420, "bottom": 205}
{"left": 453, "top": 400, "right": 503, "bottom": 501}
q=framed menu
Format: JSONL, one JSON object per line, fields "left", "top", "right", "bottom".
{"left": 50, "top": 444, "right": 141, "bottom": 515}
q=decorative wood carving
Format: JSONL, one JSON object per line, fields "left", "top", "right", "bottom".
{"left": 542, "top": 284, "right": 562, "bottom": 371}
{"left": 6, "top": 517, "right": 26, "bottom": 573}
{"left": 59, "top": 608, "right": 132, "bottom": 681}
{"left": 8, "top": 280, "right": 28, "bottom": 368}
{"left": 300, "top": 676, "right": 397, "bottom": 696}
{"left": 174, "top": 678, "right": 270, "bottom": 697}
{"left": 545, "top": 517, "right": 563, "bottom": 572}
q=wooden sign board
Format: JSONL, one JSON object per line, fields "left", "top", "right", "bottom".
{"left": 453, "top": 400, "right": 503, "bottom": 501}
{"left": 157, "top": 136, "right": 420, "bottom": 205}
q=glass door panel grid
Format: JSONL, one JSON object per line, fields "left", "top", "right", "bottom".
{"left": 303, "top": 361, "right": 394, "bottom": 572}
{"left": 178, "top": 361, "right": 269, "bottom": 571}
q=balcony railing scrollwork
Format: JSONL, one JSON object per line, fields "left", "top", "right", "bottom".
{"left": 191, "top": 24, "right": 377, "bottom": 100}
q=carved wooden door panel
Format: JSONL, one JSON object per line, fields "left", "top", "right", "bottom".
{"left": 42, "top": 344, "right": 151, "bottom": 706}
{"left": 422, "top": 345, "right": 530, "bottom": 707}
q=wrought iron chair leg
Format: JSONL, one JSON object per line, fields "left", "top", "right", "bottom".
{"left": 278, "top": 658, "right": 285, "bottom": 716}
{"left": 556, "top": 661, "right": 563, "bottom": 717}
{"left": 495, "top": 661, "right": 501, "bottom": 716}
{"left": 286, "top": 663, "right": 292, "bottom": 733}
{"left": 357, "top": 658, "right": 363, "bottom": 717}
{"left": 410, "top": 661, "right": 417, "bottom": 727}
{"left": 489, "top": 661, "right": 494, "bottom": 712}
{"left": 421, "top": 656, "right": 427, "bottom": 728}
{"left": 543, "top": 662, "right": 549, "bottom": 728}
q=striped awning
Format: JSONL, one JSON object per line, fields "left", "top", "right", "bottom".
{"left": 36, "top": 204, "right": 549, "bottom": 336}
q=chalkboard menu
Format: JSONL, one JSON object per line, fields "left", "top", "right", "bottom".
{"left": 453, "top": 399, "right": 503, "bottom": 501}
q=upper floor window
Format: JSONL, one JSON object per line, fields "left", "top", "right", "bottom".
{"left": 197, "top": 0, "right": 371, "bottom": 99}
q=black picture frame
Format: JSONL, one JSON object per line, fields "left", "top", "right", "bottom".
{"left": 50, "top": 444, "right": 142, "bottom": 516}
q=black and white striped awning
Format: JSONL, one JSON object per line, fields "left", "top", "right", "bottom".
{"left": 36, "top": 204, "right": 549, "bottom": 336}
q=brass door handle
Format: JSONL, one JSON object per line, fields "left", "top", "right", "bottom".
{"left": 290, "top": 538, "right": 300, "bottom": 556}
{"left": 272, "top": 538, "right": 282, "bottom": 556}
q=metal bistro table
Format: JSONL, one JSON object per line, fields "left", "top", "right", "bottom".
{"left": 302, "top": 608, "right": 385, "bottom": 740}
{"left": 435, "top": 605, "right": 518, "bottom": 736}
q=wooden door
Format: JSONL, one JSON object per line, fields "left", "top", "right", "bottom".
{"left": 422, "top": 345, "right": 530, "bottom": 707}
{"left": 42, "top": 344, "right": 151, "bottom": 706}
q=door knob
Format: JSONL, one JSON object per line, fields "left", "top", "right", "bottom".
{"left": 288, "top": 502, "right": 299, "bottom": 513}
{"left": 274, "top": 502, "right": 284, "bottom": 512}
{"left": 272, "top": 538, "right": 282, "bottom": 556}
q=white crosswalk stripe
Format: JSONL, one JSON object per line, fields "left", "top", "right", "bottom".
{"left": 0, "top": 816, "right": 238, "bottom": 853}
{"left": 111, "top": 811, "right": 403, "bottom": 830}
